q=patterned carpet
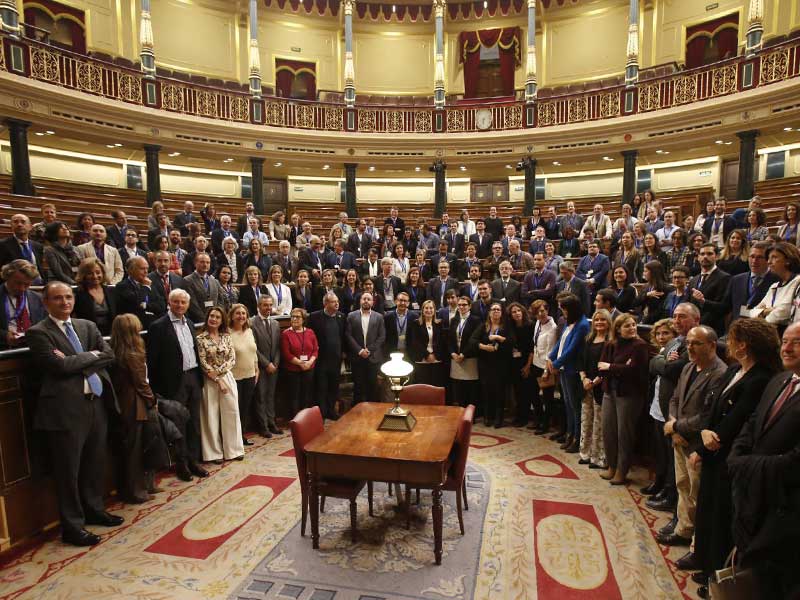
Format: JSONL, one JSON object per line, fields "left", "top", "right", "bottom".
{"left": 0, "top": 425, "right": 701, "bottom": 600}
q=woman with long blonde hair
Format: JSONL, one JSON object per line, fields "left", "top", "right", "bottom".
{"left": 578, "top": 309, "right": 612, "bottom": 469}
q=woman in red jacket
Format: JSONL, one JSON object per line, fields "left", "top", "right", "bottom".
{"left": 280, "top": 307, "right": 319, "bottom": 417}
{"left": 597, "top": 313, "right": 650, "bottom": 485}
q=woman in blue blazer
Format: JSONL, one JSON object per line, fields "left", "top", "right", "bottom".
{"left": 547, "top": 293, "right": 590, "bottom": 451}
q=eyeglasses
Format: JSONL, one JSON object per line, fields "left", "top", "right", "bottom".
{"left": 489, "top": 307, "right": 502, "bottom": 312}
{"left": 781, "top": 339, "right": 800, "bottom": 348}
{"left": 457, "top": 303, "right": 469, "bottom": 307}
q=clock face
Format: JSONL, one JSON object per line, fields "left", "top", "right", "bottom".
{"left": 476, "top": 109, "right": 492, "bottom": 130}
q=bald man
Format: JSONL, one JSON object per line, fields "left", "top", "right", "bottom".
{"left": 0, "top": 213, "right": 44, "bottom": 270}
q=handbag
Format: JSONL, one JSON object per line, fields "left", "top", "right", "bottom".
{"left": 537, "top": 369, "right": 559, "bottom": 389}
{"left": 709, "top": 548, "right": 757, "bottom": 600}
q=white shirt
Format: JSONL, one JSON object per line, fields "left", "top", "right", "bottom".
{"left": 532, "top": 317, "right": 557, "bottom": 368}
{"left": 426, "top": 323, "right": 434, "bottom": 354}
{"left": 392, "top": 257, "right": 410, "bottom": 283}
{"left": 556, "top": 323, "right": 574, "bottom": 363}
{"left": 168, "top": 310, "right": 199, "bottom": 371}
{"left": 267, "top": 282, "right": 292, "bottom": 315}
{"left": 750, "top": 274, "right": 800, "bottom": 325}
{"left": 456, "top": 220, "right": 476, "bottom": 237}
{"left": 361, "top": 311, "right": 371, "bottom": 347}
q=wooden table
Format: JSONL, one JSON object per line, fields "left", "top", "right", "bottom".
{"left": 304, "top": 402, "right": 464, "bottom": 564}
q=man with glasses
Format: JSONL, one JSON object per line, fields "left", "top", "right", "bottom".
{"left": 119, "top": 230, "right": 146, "bottom": 264}
{"left": 728, "top": 241, "right": 778, "bottom": 323}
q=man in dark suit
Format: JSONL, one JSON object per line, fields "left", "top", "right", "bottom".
{"left": 146, "top": 288, "right": 209, "bottom": 479}
{"left": 484, "top": 206, "right": 504, "bottom": 241}
{"left": 491, "top": 260, "right": 522, "bottom": 305}
{"left": 105, "top": 210, "right": 128, "bottom": 249}
{"left": 236, "top": 202, "right": 261, "bottom": 237}
{"left": 471, "top": 280, "right": 499, "bottom": 320}
{"left": 373, "top": 257, "right": 403, "bottom": 310}
{"left": 384, "top": 291, "right": 418, "bottom": 358}
{"left": 148, "top": 212, "right": 171, "bottom": 250}
{"left": 326, "top": 239, "right": 356, "bottom": 275}
{"left": 521, "top": 252, "right": 557, "bottom": 309}
{"left": 27, "top": 281, "right": 121, "bottom": 546}
{"left": 182, "top": 236, "right": 218, "bottom": 277}
{"left": 183, "top": 253, "right": 230, "bottom": 323}
{"left": 360, "top": 247, "right": 381, "bottom": 281}
{"left": 114, "top": 256, "right": 158, "bottom": 328}
{"left": 575, "top": 241, "right": 610, "bottom": 293}
{"left": 458, "top": 243, "right": 483, "bottom": 280}
{"left": 430, "top": 241, "right": 458, "bottom": 274}
{"left": 173, "top": 200, "right": 197, "bottom": 235}
{"left": 701, "top": 198, "right": 737, "bottom": 248}
{"left": 690, "top": 243, "right": 731, "bottom": 336}
{"left": 308, "top": 292, "right": 346, "bottom": 420}
{"left": 385, "top": 207, "right": 405, "bottom": 239}
{"left": 347, "top": 219, "right": 372, "bottom": 259}
{"left": 210, "top": 215, "right": 241, "bottom": 255}
{"left": 0, "top": 259, "right": 46, "bottom": 348}
{"left": 0, "top": 214, "right": 44, "bottom": 274}
{"left": 468, "top": 219, "right": 493, "bottom": 259}
{"left": 426, "top": 260, "right": 459, "bottom": 309}
{"left": 449, "top": 297, "right": 482, "bottom": 408}
{"left": 297, "top": 236, "right": 325, "bottom": 283}
{"left": 461, "top": 263, "right": 483, "bottom": 303}
{"left": 728, "top": 241, "right": 777, "bottom": 323}
{"left": 557, "top": 262, "right": 591, "bottom": 318}
{"left": 659, "top": 325, "right": 727, "bottom": 549}
{"left": 118, "top": 229, "right": 148, "bottom": 265}
{"left": 483, "top": 241, "right": 508, "bottom": 280}
{"left": 727, "top": 322, "right": 800, "bottom": 599}
{"left": 148, "top": 251, "right": 185, "bottom": 318}
{"left": 274, "top": 240, "right": 297, "bottom": 282}
{"left": 250, "top": 295, "right": 283, "bottom": 435}
{"left": 345, "top": 291, "right": 386, "bottom": 404}
{"left": 440, "top": 229, "right": 465, "bottom": 258}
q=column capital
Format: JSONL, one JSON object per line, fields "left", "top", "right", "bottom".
{"left": 736, "top": 129, "right": 760, "bottom": 141}
{"left": 144, "top": 144, "right": 162, "bottom": 153}
{"left": 343, "top": 0, "right": 355, "bottom": 15}
{"left": 527, "top": 0, "right": 536, "bottom": 8}
{"left": 433, "top": 0, "right": 446, "bottom": 19}
{"left": 5, "top": 118, "right": 32, "bottom": 129}
{"left": 621, "top": 149, "right": 639, "bottom": 159}
{"left": 747, "top": 0, "right": 763, "bottom": 24}
{"left": 250, "top": 156, "right": 265, "bottom": 165}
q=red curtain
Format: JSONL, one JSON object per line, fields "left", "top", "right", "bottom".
{"left": 275, "top": 59, "right": 316, "bottom": 100}
{"left": 459, "top": 28, "right": 520, "bottom": 98}
{"left": 685, "top": 13, "right": 739, "bottom": 68}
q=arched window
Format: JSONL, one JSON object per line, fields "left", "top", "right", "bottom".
{"left": 685, "top": 13, "right": 739, "bottom": 69}
{"left": 275, "top": 59, "right": 317, "bottom": 100}
{"left": 23, "top": 1, "right": 87, "bottom": 54}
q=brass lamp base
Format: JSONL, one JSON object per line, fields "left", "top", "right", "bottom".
{"left": 378, "top": 406, "right": 417, "bottom": 431}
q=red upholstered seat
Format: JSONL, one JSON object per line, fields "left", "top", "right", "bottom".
{"left": 399, "top": 384, "right": 445, "bottom": 405}
{"left": 290, "top": 406, "right": 373, "bottom": 542}
{"left": 445, "top": 404, "right": 475, "bottom": 534}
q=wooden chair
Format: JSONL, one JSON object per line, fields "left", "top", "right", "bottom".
{"left": 289, "top": 406, "right": 373, "bottom": 542}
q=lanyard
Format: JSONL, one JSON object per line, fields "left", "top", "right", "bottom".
{"left": 785, "top": 225, "right": 797, "bottom": 241}
{"left": 202, "top": 275, "right": 210, "bottom": 292}
{"left": 295, "top": 330, "right": 307, "bottom": 356}
{"left": 5, "top": 293, "right": 26, "bottom": 323}
{"left": 398, "top": 259, "right": 406, "bottom": 272}
{"left": 409, "top": 287, "right": 417, "bottom": 301}
{"left": 272, "top": 283, "right": 282, "bottom": 303}
{"left": 457, "top": 316, "right": 468, "bottom": 340}
{"left": 253, "top": 286, "right": 260, "bottom": 300}
{"left": 772, "top": 286, "right": 779, "bottom": 307}
{"left": 534, "top": 322, "right": 541, "bottom": 346}
{"left": 397, "top": 313, "right": 407, "bottom": 335}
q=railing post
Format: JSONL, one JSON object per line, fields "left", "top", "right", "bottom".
{"left": 524, "top": 0, "right": 537, "bottom": 103}
{"left": 746, "top": 0, "right": 763, "bottom": 56}
{"left": 139, "top": 0, "right": 156, "bottom": 79}
{"left": 625, "top": 0, "right": 639, "bottom": 87}
{"left": 343, "top": 0, "right": 356, "bottom": 107}
{"left": 433, "top": 0, "right": 446, "bottom": 109}
{"left": 248, "top": 0, "right": 262, "bottom": 98}
{"left": 0, "top": 0, "right": 21, "bottom": 36}
{"left": 518, "top": 156, "right": 537, "bottom": 215}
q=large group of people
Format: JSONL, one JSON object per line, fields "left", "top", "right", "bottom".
{"left": 2, "top": 194, "right": 798, "bottom": 599}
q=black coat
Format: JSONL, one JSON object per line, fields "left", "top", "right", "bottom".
{"left": 114, "top": 277, "right": 157, "bottom": 328}
{"left": 239, "top": 284, "right": 268, "bottom": 317}
{"left": 728, "top": 270, "right": 779, "bottom": 322}
{"left": 694, "top": 364, "right": 775, "bottom": 575}
{"left": 408, "top": 319, "right": 445, "bottom": 363}
{"left": 307, "top": 309, "right": 346, "bottom": 370}
{"left": 690, "top": 268, "right": 732, "bottom": 336}
{"left": 0, "top": 236, "right": 44, "bottom": 269}
{"left": 147, "top": 270, "right": 184, "bottom": 318}
{"left": 72, "top": 286, "right": 117, "bottom": 335}
{"left": 447, "top": 313, "right": 482, "bottom": 358}
{"left": 468, "top": 233, "right": 493, "bottom": 259}
{"left": 146, "top": 313, "right": 201, "bottom": 400}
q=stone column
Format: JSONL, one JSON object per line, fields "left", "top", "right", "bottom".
{"left": 344, "top": 163, "right": 358, "bottom": 217}
{"left": 0, "top": 0, "right": 21, "bottom": 36}
{"left": 248, "top": 0, "right": 262, "bottom": 98}
{"left": 524, "top": 0, "right": 537, "bottom": 103}
{"left": 621, "top": 149, "right": 638, "bottom": 206}
{"left": 6, "top": 119, "right": 33, "bottom": 196}
{"left": 746, "top": 0, "right": 764, "bottom": 55}
{"left": 250, "top": 157, "right": 265, "bottom": 214}
{"left": 625, "top": 0, "right": 639, "bottom": 87}
{"left": 139, "top": 0, "right": 156, "bottom": 79}
{"left": 343, "top": 0, "right": 355, "bottom": 107}
{"left": 518, "top": 156, "right": 537, "bottom": 215}
{"left": 433, "top": 0, "right": 446, "bottom": 109}
{"left": 144, "top": 144, "right": 162, "bottom": 207}
{"left": 736, "top": 130, "right": 760, "bottom": 200}
{"left": 432, "top": 159, "right": 446, "bottom": 218}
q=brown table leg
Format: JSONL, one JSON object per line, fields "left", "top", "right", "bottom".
{"left": 432, "top": 485, "right": 443, "bottom": 565}
{"left": 310, "top": 474, "right": 320, "bottom": 549}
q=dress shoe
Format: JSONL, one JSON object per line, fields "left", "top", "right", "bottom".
{"left": 549, "top": 431, "right": 564, "bottom": 441}
{"left": 148, "top": 485, "right": 165, "bottom": 494}
{"left": 646, "top": 495, "right": 677, "bottom": 512}
{"left": 600, "top": 468, "right": 616, "bottom": 480}
{"left": 655, "top": 532, "right": 691, "bottom": 546}
{"left": 188, "top": 462, "right": 209, "bottom": 478}
{"left": 565, "top": 441, "right": 579, "bottom": 453}
{"left": 259, "top": 430, "right": 273, "bottom": 439}
{"left": 691, "top": 572, "right": 709, "bottom": 585}
{"left": 176, "top": 462, "right": 193, "bottom": 481}
{"left": 588, "top": 463, "right": 605, "bottom": 469}
{"left": 243, "top": 438, "right": 254, "bottom": 446}
{"left": 534, "top": 427, "right": 547, "bottom": 435}
{"left": 234, "top": 455, "right": 244, "bottom": 461}
{"left": 658, "top": 515, "right": 678, "bottom": 536}
{"left": 610, "top": 477, "right": 628, "bottom": 486}
{"left": 640, "top": 482, "right": 661, "bottom": 496}
{"left": 212, "top": 459, "right": 224, "bottom": 465}
{"left": 62, "top": 528, "right": 101, "bottom": 546}
{"left": 268, "top": 424, "right": 283, "bottom": 435}
{"left": 675, "top": 551, "right": 701, "bottom": 571}
{"left": 526, "top": 423, "right": 537, "bottom": 430}
{"left": 493, "top": 422, "right": 504, "bottom": 429}
{"left": 85, "top": 512, "right": 124, "bottom": 527}
{"left": 559, "top": 436, "right": 573, "bottom": 450}
{"left": 511, "top": 420, "right": 526, "bottom": 427}
{"left": 697, "top": 585, "right": 708, "bottom": 599}
{"left": 578, "top": 458, "right": 590, "bottom": 465}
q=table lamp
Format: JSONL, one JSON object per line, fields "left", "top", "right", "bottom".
{"left": 378, "top": 352, "right": 416, "bottom": 431}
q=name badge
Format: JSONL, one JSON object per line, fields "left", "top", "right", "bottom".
{"left": 587, "top": 270, "right": 594, "bottom": 277}
{"left": 204, "top": 300, "right": 214, "bottom": 307}
{"left": 739, "top": 305, "right": 750, "bottom": 317}
{"left": 300, "top": 355, "right": 309, "bottom": 361}
{"left": 501, "top": 297, "right": 506, "bottom": 302}
{"left": 140, "top": 302, "right": 147, "bottom": 309}
{"left": 512, "top": 349, "right": 522, "bottom": 358}
{"left": 398, "top": 334, "right": 406, "bottom": 343}
{"left": 412, "top": 302, "right": 420, "bottom": 310}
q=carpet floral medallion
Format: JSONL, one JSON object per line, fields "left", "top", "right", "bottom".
{"left": 0, "top": 425, "right": 702, "bottom": 600}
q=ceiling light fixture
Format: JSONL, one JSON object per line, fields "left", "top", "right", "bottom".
{"left": 368, "top": 166, "right": 376, "bottom": 171}
{"left": 106, "top": 144, "right": 116, "bottom": 148}
{"left": 168, "top": 152, "right": 181, "bottom": 157}
{"left": 45, "top": 130, "right": 55, "bottom": 135}
{"left": 274, "top": 162, "right": 282, "bottom": 167}
{"left": 223, "top": 158, "right": 234, "bottom": 163}
{"left": 784, "top": 127, "right": 793, "bottom": 131}
{"left": 114, "top": 143, "right": 122, "bottom": 147}
{"left": 655, "top": 149, "right": 670, "bottom": 155}
{"left": 414, "top": 166, "right": 421, "bottom": 172}
{"left": 715, "top": 140, "right": 724, "bottom": 144}
{"left": 459, "top": 165, "right": 467, "bottom": 171}
{"left": 602, "top": 156, "right": 614, "bottom": 161}
{"left": 322, "top": 164, "right": 330, "bottom": 170}
{"left": 392, "top": 4, "right": 396, "bottom": 12}
{"left": 505, "top": 164, "right": 513, "bottom": 169}
{"left": 552, "top": 161, "right": 561, "bottom": 166}
{"left": 35, "top": 132, "right": 45, "bottom": 136}
{"left": 483, "top": 0, "right": 487, "bottom": 7}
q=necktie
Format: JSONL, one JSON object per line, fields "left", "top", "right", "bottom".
{"left": 699, "top": 274, "right": 708, "bottom": 289}
{"left": 713, "top": 218, "right": 721, "bottom": 234}
{"left": 15, "top": 295, "right": 31, "bottom": 332}
{"left": 765, "top": 377, "right": 799, "bottom": 429}
{"left": 20, "top": 241, "right": 32, "bottom": 262}
{"left": 163, "top": 274, "right": 170, "bottom": 295}
{"left": 63, "top": 322, "right": 103, "bottom": 396}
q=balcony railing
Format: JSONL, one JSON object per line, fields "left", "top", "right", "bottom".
{"left": 1, "top": 34, "right": 799, "bottom": 134}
